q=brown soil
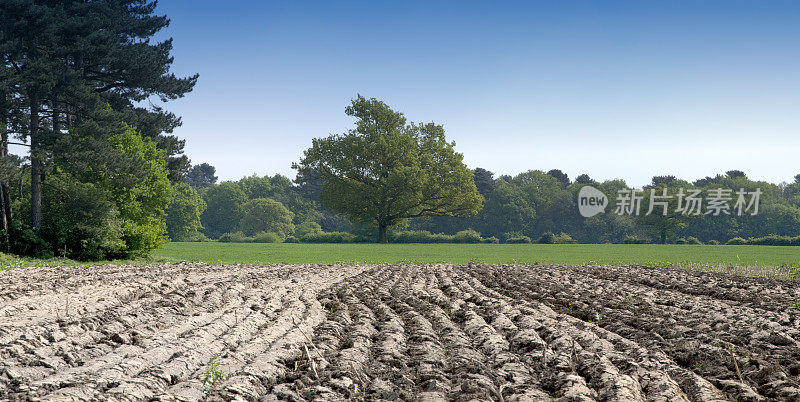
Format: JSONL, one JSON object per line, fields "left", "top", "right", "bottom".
{"left": 1, "top": 263, "right": 799, "bottom": 401}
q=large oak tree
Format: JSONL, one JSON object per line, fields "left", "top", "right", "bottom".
{"left": 294, "top": 95, "right": 483, "bottom": 243}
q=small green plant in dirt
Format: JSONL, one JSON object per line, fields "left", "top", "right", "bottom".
{"left": 589, "top": 310, "right": 605, "bottom": 324}
{"left": 791, "top": 298, "right": 800, "bottom": 309}
{"left": 201, "top": 356, "right": 227, "bottom": 394}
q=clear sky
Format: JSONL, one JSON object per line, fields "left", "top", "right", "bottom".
{"left": 152, "top": 0, "right": 800, "bottom": 187}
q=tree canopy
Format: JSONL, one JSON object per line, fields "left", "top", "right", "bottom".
{"left": 185, "top": 163, "right": 218, "bottom": 190}
{"left": 166, "top": 182, "right": 206, "bottom": 242}
{"left": 239, "top": 198, "right": 294, "bottom": 239}
{"left": 294, "top": 95, "right": 483, "bottom": 242}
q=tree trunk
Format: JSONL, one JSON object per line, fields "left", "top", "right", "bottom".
{"left": 52, "top": 101, "right": 59, "bottom": 137}
{"left": 19, "top": 167, "right": 24, "bottom": 202}
{"left": 2, "top": 118, "right": 13, "bottom": 225}
{"left": 0, "top": 119, "right": 8, "bottom": 249}
{"left": 0, "top": 118, "right": 6, "bottom": 218}
{"left": 30, "top": 97, "right": 42, "bottom": 230}
{"left": 377, "top": 223, "right": 388, "bottom": 243}
{"left": 1, "top": 173, "right": 11, "bottom": 226}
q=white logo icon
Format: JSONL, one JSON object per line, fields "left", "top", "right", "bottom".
{"left": 578, "top": 186, "right": 608, "bottom": 217}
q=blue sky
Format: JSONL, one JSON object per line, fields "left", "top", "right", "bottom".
{"left": 153, "top": 1, "right": 800, "bottom": 186}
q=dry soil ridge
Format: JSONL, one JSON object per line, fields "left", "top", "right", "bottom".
{"left": 0, "top": 262, "right": 798, "bottom": 401}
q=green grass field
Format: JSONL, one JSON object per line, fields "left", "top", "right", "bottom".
{"left": 2, "top": 242, "right": 797, "bottom": 280}
{"left": 155, "top": 242, "right": 800, "bottom": 268}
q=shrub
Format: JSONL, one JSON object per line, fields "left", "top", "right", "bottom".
{"left": 707, "top": 239, "right": 720, "bottom": 245}
{"left": 553, "top": 232, "right": 577, "bottom": 244}
{"left": 453, "top": 229, "right": 483, "bottom": 244}
{"left": 294, "top": 220, "right": 323, "bottom": 238}
{"left": 188, "top": 232, "right": 212, "bottom": 242}
{"left": 218, "top": 231, "right": 251, "bottom": 243}
{"left": 297, "top": 229, "right": 497, "bottom": 244}
{"left": 726, "top": 237, "right": 748, "bottom": 245}
{"left": 4, "top": 220, "right": 53, "bottom": 258}
{"left": 351, "top": 235, "right": 375, "bottom": 243}
{"left": 217, "top": 231, "right": 284, "bottom": 243}
{"left": 506, "top": 236, "right": 532, "bottom": 244}
{"left": 536, "top": 232, "right": 556, "bottom": 244}
{"left": 686, "top": 236, "right": 703, "bottom": 245}
{"left": 675, "top": 237, "right": 687, "bottom": 245}
{"left": 744, "top": 234, "right": 800, "bottom": 246}
{"left": 390, "top": 229, "right": 492, "bottom": 244}
{"left": 390, "top": 230, "right": 438, "bottom": 243}
{"left": 284, "top": 235, "right": 299, "bottom": 243}
{"left": 623, "top": 235, "right": 650, "bottom": 244}
{"left": 502, "top": 231, "right": 525, "bottom": 242}
{"left": 252, "top": 231, "right": 281, "bottom": 243}
{"left": 427, "top": 233, "right": 453, "bottom": 243}
{"left": 39, "top": 176, "right": 123, "bottom": 260}
{"left": 755, "top": 235, "right": 783, "bottom": 245}
{"left": 300, "top": 231, "right": 356, "bottom": 243}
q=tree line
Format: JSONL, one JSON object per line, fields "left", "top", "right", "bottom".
{"left": 174, "top": 96, "right": 800, "bottom": 246}
{"left": 177, "top": 162, "right": 800, "bottom": 246}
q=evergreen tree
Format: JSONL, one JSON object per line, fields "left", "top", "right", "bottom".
{"left": 185, "top": 163, "right": 218, "bottom": 190}
{"left": 0, "top": 0, "right": 197, "bottom": 231}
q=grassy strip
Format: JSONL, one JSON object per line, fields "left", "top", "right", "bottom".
{"left": 0, "top": 253, "right": 167, "bottom": 271}
{"left": 680, "top": 263, "right": 800, "bottom": 281}
{"left": 2, "top": 242, "right": 798, "bottom": 280}
{"left": 154, "top": 242, "right": 800, "bottom": 268}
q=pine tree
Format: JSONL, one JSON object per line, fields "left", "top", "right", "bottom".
{"left": 0, "top": 0, "right": 197, "bottom": 230}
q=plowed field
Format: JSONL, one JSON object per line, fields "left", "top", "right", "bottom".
{"left": 2, "top": 263, "right": 799, "bottom": 401}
